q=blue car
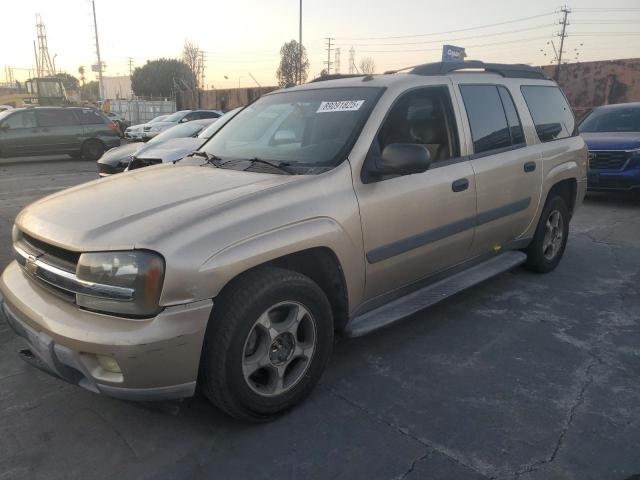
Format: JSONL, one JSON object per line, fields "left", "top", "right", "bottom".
{"left": 579, "top": 102, "right": 640, "bottom": 192}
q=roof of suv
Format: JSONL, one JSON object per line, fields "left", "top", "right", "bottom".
{"left": 289, "top": 61, "right": 552, "bottom": 93}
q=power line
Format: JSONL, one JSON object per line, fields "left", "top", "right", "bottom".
{"left": 334, "top": 23, "right": 555, "bottom": 47}
{"left": 333, "top": 11, "right": 556, "bottom": 40}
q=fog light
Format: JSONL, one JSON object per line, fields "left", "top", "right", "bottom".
{"left": 97, "top": 355, "right": 121, "bottom": 374}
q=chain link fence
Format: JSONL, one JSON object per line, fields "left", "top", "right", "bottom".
{"left": 109, "top": 99, "right": 176, "bottom": 124}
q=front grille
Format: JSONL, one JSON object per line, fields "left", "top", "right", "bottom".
{"left": 589, "top": 150, "right": 630, "bottom": 170}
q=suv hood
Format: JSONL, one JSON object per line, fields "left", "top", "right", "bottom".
{"left": 16, "top": 164, "right": 302, "bottom": 251}
{"left": 136, "top": 137, "right": 204, "bottom": 163}
{"left": 580, "top": 132, "right": 640, "bottom": 151}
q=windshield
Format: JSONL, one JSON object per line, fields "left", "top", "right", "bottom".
{"left": 201, "top": 87, "right": 382, "bottom": 172}
{"left": 579, "top": 106, "right": 640, "bottom": 133}
{"left": 148, "top": 122, "right": 203, "bottom": 144}
{"left": 162, "top": 111, "right": 190, "bottom": 123}
{"left": 198, "top": 107, "right": 243, "bottom": 139}
{"left": 149, "top": 115, "right": 168, "bottom": 124}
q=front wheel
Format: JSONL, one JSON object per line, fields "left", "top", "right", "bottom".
{"left": 199, "top": 267, "right": 334, "bottom": 422}
{"left": 524, "top": 195, "right": 570, "bottom": 273}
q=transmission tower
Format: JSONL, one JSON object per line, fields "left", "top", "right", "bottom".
{"left": 348, "top": 47, "right": 357, "bottom": 74}
{"left": 35, "top": 14, "right": 55, "bottom": 77}
{"left": 334, "top": 48, "right": 341, "bottom": 75}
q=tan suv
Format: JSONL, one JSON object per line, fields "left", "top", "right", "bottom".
{"left": 0, "top": 61, "right": 587, "bottom": 421}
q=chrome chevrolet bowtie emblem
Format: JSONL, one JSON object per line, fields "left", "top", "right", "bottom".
{"left": 25, "top": 256, "right": 38, "bottom": 276}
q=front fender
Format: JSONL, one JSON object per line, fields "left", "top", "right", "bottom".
{"left": 196, "top": 216, "right": 365, "bottom": 310}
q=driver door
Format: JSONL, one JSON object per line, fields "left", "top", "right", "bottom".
{"left": 353, "top": 85, "right": 477, "bottom": 300}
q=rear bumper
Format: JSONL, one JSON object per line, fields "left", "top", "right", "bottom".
{"left": 587, "top": 168, "right": 640, "bottom": 191}
{"left": 0, "top": 261, "right": 212, "bottom": 401}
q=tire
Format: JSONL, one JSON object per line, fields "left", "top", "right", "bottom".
{"left": 524, "top": 195, "right": 570, "bottom": 273}
{"left": 199, "top": 267, "right": 334, "bottom": 422}
{"left": 81, "top": 139, "right": 105, "bottom": 161}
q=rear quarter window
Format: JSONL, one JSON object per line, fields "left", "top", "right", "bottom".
{"left": 520, "top": 85, "right": 575, "bottom": 142}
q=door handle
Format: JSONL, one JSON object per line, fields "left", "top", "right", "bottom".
{"left": 451, "top": 178, "right": 469, "bottom": 192}
{"left": 524, "top": 161, "right": 536, "bottom": 173}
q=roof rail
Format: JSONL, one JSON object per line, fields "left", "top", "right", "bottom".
{"left": 410, "top": 61, "right": 549, "bottom": 80}
{"left": 309, "top": 73, "right": 365, "bottom": 83}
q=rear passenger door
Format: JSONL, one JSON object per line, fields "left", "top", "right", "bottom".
{"left": 453, "top": 82, "right": 542, "bottom": 256}
{"left": 76, "top": 108, "right": 111, "bottom": 141}
{"left": 35, "top": 108, "right": 84, "bottom": 154}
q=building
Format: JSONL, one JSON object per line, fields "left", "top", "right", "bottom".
{"left": 542, "top": 58, "right": 640, "bottom": 118}
{"left": 102, "top": 76, "right": 133, "bottom": 100}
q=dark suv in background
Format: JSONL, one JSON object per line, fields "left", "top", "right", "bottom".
{"left": 0, "top": 107, "right": 121, "bottom": 160}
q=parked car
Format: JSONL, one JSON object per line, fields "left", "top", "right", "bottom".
{"left": 128, "top": 107, "right": 243, "bottom": 171}
{"left": 0, "top": 61, "right": 586, "bottom": 422}
{"left": 97, "top": 118, "right": 216, "bottom": 176}
{"left": 105, "top": 111, "right": 130, "bottom": 137}
{"left": 124, "top": 115, "right": 168, "bottom": 141}
{"left": 578, "top": 102, "right": 640, "bottom": 192}
{"left": 0, "top": 106, "right": 120, "bottom": 160}
{"left": 142, "top": 109, "right": 223, "bottom": 140}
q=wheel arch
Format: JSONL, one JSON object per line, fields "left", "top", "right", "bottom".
{"left": 214, "top": 247, "right": 350, "bottom": 332}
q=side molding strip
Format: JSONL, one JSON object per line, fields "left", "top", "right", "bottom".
{"left": 366, "top": 197, "right": 531, "bottom": 264}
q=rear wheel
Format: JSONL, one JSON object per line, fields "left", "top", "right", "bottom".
{"left": 81, "top": 139, "right": 105, "bottom": 161}
{"left": 199, "top": 267, "right": 333, "bottom": 422}
{"left": 524, "top": 195, "right": 570, "bottom": 273}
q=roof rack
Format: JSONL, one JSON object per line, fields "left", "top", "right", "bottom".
{"left": 309, "top": 73, "right": 366, "bottom": 83}
{"left": 409, "top": 61, "right": 549, "bottom": 80}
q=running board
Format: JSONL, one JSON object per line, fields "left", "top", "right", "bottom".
{"left": 345, "top": 251, "right": 527, "bottom": 337}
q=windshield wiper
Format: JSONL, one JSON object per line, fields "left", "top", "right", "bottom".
{"left": 242, "top": 157, "right": 295, "bottom": 175}
{"left": 191, "top": 150, "right": 225, "bottom": 167}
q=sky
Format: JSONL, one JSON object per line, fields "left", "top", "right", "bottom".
{"left": 1, "top": 0, "right": 639, "bottom": 89}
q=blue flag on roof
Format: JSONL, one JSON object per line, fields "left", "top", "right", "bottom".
{"left": 442, "top": 45, "right": 467, "bottom": 62}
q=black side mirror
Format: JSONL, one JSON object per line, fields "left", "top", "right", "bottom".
{"left": 375, "top": 143, "right": 431, "bottom": 176}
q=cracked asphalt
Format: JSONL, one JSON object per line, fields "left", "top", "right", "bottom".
{"left": 1, "top": 158, "right": 639, "bottom": 480}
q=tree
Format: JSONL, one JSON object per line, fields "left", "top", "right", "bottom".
{"left": 131, "top": 58, "right": 196, "bottom": 98}
{"left": 48, "top": 72, "right": 79, "bottom": 92}
{"left": 182, "top": 39, "right": 201, "bottom": 89}
{"left": 359, "top": 57, "right": 376, "bottom": 75}
{"left": 80, "top": 81, "right": 99, "bottom": 102}
{"left": 276, "top": 40, "right": 309, "bottom": 87}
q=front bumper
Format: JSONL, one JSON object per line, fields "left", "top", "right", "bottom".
{"left": 587, "top": 168, "right": 640, "bottom": 192}
{"left": 0, "top": 261, "right": 213, "bottom": 401}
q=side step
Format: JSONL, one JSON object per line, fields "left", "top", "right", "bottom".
{"left": 345, "top": 251, "right": 527, "bottom": 337}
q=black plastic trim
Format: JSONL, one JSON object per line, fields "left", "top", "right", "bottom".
{"left": 410, "top": 61, "right": 548, "bottom": 79}
{"left": 366, "top": 197, "right": 532, "bottom": 263}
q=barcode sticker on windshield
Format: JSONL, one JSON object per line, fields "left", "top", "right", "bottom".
{"left": 317, "top": 100, "right": 365, "bottom": 113}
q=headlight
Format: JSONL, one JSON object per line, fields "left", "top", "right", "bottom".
{"left": 150, "top": 125, "right": 163, "bottom": 132}
{"left": 75, "top": 250, "right": 165, "bottom": 317}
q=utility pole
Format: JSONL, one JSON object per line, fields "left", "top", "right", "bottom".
{"left": 126, "top": 57, "right": 134, "bottom": 76}
{"left": 324, "top": 37, "right": 334, "bottom": 75}
{"left": 555, "top": 5, "right": 570, "bottom": 81}
{"left": 334, "top": 47, "right": 341, "bottom": 74}
{"left": 199, "top": 50, "right": 206, "bottom": 90}
{"left": 91, "top": 0, "right": 104, "bottom": 101}
{"left": 298, "top": 0, "right": 302, "bottom": 84}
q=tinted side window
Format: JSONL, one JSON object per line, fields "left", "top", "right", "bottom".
{"left": 460, "top": 85, "right": 511, "bottom": 154}
{"left": 3, "top": 111, "right": 37, "bottom": 129}
{"left": 521, "top": 85, "right": 575, "bottom": 142}
{"left": 77, "top": 109, "right": 108, "bottom": 125}
{"left": 36, "top": 109, "right": 77, "bottom": 127}
{"left": 498, "top": 86, "right": 525, "bottom": 145}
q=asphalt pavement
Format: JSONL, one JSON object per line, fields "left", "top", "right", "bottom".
{"left": 1, "top": 156, "right": 639, "bottom": 480}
